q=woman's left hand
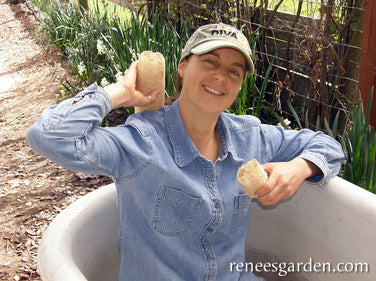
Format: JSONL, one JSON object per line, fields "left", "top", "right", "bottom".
{"left": 254, "top": 158, "right": 321, "bottom": 206}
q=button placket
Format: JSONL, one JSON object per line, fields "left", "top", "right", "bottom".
{"left": 200, "top": 235, "right": 217, "bottom": 281}
{"left": 200, "top": 159, "right": 226, "bottom": 280}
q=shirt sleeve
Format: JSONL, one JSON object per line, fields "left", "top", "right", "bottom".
{"left": 26, "top": 83, "right": 149, "bottom": 178}
{"left": 260, "top": 124, "right": 344, "bottom": 185}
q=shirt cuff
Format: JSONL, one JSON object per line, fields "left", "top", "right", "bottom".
{"left": 298, "top": 151, "right": 328, "bottom": 185}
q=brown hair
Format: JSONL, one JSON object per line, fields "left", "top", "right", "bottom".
{"left": 164, "top": 55, "right": 191, "bottom": 105}
{"left": 163, "top": 73, "right": 181, "bottom": 106}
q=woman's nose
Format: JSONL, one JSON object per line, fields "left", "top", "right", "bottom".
{"left": 212, "top": 68, "right": 226, "bottom": 82}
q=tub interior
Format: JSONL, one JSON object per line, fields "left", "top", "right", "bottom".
{"left": 38, "top": 177, "right": 376, "bottom": 281}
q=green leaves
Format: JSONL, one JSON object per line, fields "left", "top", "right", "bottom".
{"left": 230, "top": 39, "right": 272, "bottom": 118}
{"left": 33, "top": 0, "right": 193, "bottom": 99}
{"left": 275, "top": 85, "right": 375, "bottom": 193}
{"left": 340, "top": 88, "right": 375, "bottom": 192}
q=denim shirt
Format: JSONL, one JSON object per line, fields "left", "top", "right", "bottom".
{"left": 26, "top": 84, "right": 344, "bottom": 281}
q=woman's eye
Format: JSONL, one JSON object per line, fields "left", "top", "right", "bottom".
{"left": 230, "top": 70, "right": 240, "bottom": 77}
{"left": 205, "top": 59, "right": 216, "bottom": 65}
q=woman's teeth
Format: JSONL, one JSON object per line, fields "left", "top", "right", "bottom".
{"left": 204, "top": 85, "right": 223, "bottom": 96}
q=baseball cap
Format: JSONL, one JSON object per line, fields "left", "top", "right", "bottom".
{"left": 180, "top": 23, "right": 254, "bottom": 75}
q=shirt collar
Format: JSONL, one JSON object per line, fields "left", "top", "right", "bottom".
{"left": 165, "top": 100, "right": 200, "bottom": 167}
{"left": 165, "top": 99, "right": 243, "bottom": 167}
{"left": 216, "top": 114, "right": 244, "bottom": 163}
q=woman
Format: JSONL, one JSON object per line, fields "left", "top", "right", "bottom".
{"left": 27, "top": 23, "right": 344, "bottom": 280}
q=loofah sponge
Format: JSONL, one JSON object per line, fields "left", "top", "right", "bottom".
{"left": 237, "top": 159, "right": 268, "bottom": 198}
{"left": 134, "top": 51, "right": 165, "bottom": 113}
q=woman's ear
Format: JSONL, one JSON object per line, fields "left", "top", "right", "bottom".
{"left": 177, "top": 58, "right": 187, "bottom": 78}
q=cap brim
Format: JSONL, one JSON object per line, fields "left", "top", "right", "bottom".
{"left": 191, "top": 40, "right": 254, "bottom": 75}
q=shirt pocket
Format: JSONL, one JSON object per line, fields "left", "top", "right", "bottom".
{"left": 229, "top": 193, "right": 252, "bottom": 236}
{"left": 152, "top": 186, "right": 203, "bottom": 237}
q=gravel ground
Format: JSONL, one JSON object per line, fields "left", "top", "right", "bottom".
{"left": 0, "top": 1, "right": 112, "bottom": 280}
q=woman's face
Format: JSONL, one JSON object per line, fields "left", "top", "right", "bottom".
{"left": 178, "top": 47, "right": 246, "bottom": 115}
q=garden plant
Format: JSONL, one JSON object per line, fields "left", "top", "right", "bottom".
{"left": 30, "top": 0, "right": 375, "bottom": 193}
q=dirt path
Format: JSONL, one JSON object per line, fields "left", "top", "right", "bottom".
{"left": 0, "top": 1, "right": 112, "bottom": 280}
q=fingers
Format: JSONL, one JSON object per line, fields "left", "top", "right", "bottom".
{"left": 256, "top": 176, "right": 295, "bottom": 206}
{"left": 149, "top": 89, "right": 161, "bottom": 101}
{"left": 255, "top": 177, "right": 284, "bottom": 206}
{"left": 255, "top": 162, "right": 304, "bottom": 206}
{"left": 261, "top": 163, "right": 273, "bottom": 174}
{"left": 126, "top": 61, "right": 161, "bottom": 106}
{"left": 138, "top": 89, "right": 161, "bottom": 107}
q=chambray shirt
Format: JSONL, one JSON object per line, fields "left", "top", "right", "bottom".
{"left": 26, "top": 84, "right": 343, "bottom": 281}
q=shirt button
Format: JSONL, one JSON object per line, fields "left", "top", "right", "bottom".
{"left": 214, "top": 202, "right": 220, "bottom": 209}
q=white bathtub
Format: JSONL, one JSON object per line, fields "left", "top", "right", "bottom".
{"left": 37, "top": 177, "right": 376, "bottom": 280}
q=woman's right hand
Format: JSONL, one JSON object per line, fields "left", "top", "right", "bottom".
{"left": 104, "top": 61, "right": 160, "bottom": 109}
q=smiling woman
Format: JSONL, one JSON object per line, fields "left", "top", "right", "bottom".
{"left": 26, "top": 23, "right": 344, "bottom": 281}
{"left": 176, "top": 48, "right": 246, "bottom": 163}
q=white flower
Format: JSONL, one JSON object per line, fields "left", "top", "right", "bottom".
{"left": 108, "top": 50, "right": 114, "bottom": 60}
{"left": 283, "top": 118, "right": 291, "bottom": 126}
{"left": 97, "top": 39, "right": 107, "bottom": 55}
{"left": 100, "top": 77, "right": 110, "bottom": 87}
{"left": 77, "top": 61, "right": 86, "bottom": 76}
{"left": 277, "top": 118, "right": 291, "bottom": 128}
{"left": 115, "top": 72, "right": 123, "bottom": 82}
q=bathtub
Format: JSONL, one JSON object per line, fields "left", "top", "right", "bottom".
{"left": 37, "top": 177, "right": 376, "bottom": 280}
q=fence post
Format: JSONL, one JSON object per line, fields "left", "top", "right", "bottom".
{"left": 358, "top": 0, "right": 376, "bottom": 126}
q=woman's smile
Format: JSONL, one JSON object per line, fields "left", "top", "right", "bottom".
{"left": 203, "top": 85, "right": 224, "bottom": 96}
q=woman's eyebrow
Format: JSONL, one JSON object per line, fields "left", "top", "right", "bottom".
{"left": 207, "top": 51, "right": 245, "bottom": 70}
{"left": 232, "top": 62, "right": 246, "bottom": 70}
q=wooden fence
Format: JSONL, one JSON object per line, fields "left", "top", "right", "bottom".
{"left": 358, "top": 0, "right": 376, "bottom": 126}
{"left": 250, "top": 8, "right": 362, "bottom": 127}
{"left": 82, "top": 0, "right": 373, "bottom": 127}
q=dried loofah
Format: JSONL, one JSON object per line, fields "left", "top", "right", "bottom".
{"left": 237, "top": 159, "right": 268, "bottom": 198}
{"left": 134, "top": 51, "right": 165, "bottom": 113}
